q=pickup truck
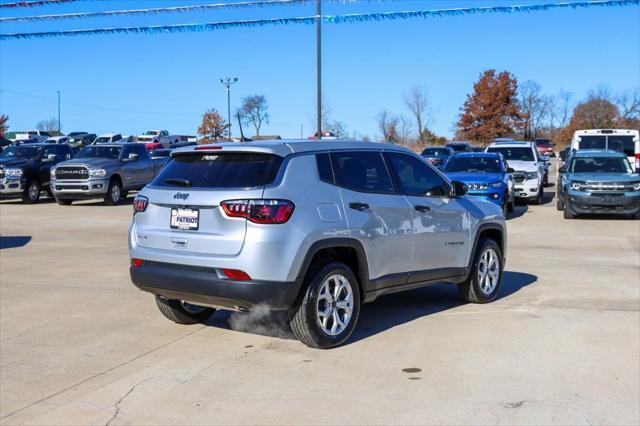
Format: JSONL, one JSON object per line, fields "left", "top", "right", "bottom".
{"left": 137, "top": 130, "right": 181, "bottom": 149}
{"left": 14, "top": 130, "right": 51, "bottom": 143}
{"left": 51, "top": 143, "right": 163, "bottom": 205}
{"left": 0, "top": 143, "right": 74, "bottom": 203}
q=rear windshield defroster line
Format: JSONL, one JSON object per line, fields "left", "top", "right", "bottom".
{"left": 152, "top": 152, "right": 284, "bottom": 189}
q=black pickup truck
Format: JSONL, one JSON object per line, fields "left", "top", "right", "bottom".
{"left": 0, "top": 143, "right": 74, "bottom": 203}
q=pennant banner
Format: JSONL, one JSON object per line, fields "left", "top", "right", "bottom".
{"left": 0, "top": 0, "right": 86, "bottom": 8}
{"left": 1, "top": 0, "right": 312, "bottom": 22}
{"left": 1, "top": 0, "right": 638, "bottom": 40}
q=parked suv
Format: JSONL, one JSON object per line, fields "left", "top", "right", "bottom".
{"left": 129, "top": 141, "right": 507, "bottom": 349}
{"left": 486, "top": 141, "right": 545, "bottom": 204}
{"left": 557, "top": 150, "right": 640, "bottom": 219}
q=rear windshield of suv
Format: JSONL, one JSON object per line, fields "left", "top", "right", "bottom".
{"left": 153, "top": 153, "right": 283, "bottom": 188}
{"left": 422, "top": 148, "right": 450, "bottom": 156}
{"left": 579, "top": 135, "right": 635, "bottom": 156}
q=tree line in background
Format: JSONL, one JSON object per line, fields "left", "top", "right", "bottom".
{"left": 198, "top": 94, "right": 270, "bottom": 143}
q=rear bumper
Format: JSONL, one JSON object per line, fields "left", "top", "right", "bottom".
{"left": 567, "top": 193, "right": 640, "bottom": 215}
{"left": 130, "top": 260, "right": 301, "bottom": 311}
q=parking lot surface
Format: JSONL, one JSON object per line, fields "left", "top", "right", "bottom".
{"left": 1, "top": 190, "right": 639, "bottom": 425}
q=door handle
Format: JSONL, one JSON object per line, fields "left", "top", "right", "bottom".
{"left": 415, "top": 205, "right": 431, "bottom": 213}
{"left": 349, "top": 202, "right": 370, "bottom": 211}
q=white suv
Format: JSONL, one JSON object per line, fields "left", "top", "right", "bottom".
{"left": 486, "top": 141, "right": 544, "bottom": 204}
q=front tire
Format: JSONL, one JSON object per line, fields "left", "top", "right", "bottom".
{"left": 563, "top": 202, "right": 576, "bottom": 219}
{"left": 103, "top": 179, "right": 122, "bottom": 206}
{"left": 155, "top": 296, "right": 215, "bottom": 324}
{"left": 556, "top": 195, "right": 564, "bottom": 211}
{"left": 530, "top": 186, "right": 543, "bottom": 205}
{"left": 458, "top": 238, "right": 503, "bottom": 303}
{"left": 289, "top": 262, "right": 361, "bottom": 349}
{"left": 22, "top": 179, "right": 41, "bottom": 204}
{"left": 507, "top": 194, "right": 515, "bottom": 213}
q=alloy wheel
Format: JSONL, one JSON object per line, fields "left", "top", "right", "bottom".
{"left": 477, "top": 248, "right": 500, "bottom": 295}
{"left": 316, "top": 273, "right": 354, "bottom": 336}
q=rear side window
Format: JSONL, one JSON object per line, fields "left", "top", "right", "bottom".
{"left": 135, "top": 144, "right": 150, "bottom": 159}
{"left": 607, "top": 136, "right": 635, "bottom": 157}
{"left": 316, "top": 153, "right": 334, "bottom": 183}
{"left": 330, "top": 151, "right": 394, "bottom": 193}
{"left": 579, "top": 136, "right": 606, "bottom": 150}
{"left": 153, "top": 153, "right": 283, "bottom": 188}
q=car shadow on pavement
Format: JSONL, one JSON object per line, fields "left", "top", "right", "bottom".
{"left": 203, "top": 271, "right": 538, "bottom": 344}
{"left": 347, "top": 271, "right": 537, "bottom": 345}
{"left": 0, "top": 236, "right": 32, "bottom": 249}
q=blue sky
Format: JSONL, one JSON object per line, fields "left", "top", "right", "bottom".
{"left": 1, "top": 0, "right": 639, "bottom": 139}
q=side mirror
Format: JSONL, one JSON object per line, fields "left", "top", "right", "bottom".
{"left": 506, "top": 167, "right": 515, "bottom": 173}
{"left": 42, "top": 154, "right": 57, "bottom": 162}
{"left": 451, "top": 181, "right": 468, "bottom": 197}
{"left": 123, "top": 153, "right": 138, "bottom": 162}
{"left": 559, "top": 166, "right": 566, "bottom": 173}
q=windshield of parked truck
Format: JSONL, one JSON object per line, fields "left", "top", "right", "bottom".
{"left": 571, "top": 156, "right": 632, "bottom": 174}
{"left": 486, "top": 147, "right": 535, "bottom": 161}
{"left": 76, "top": 146, "right": 121, "bottom": 160}
{"left": 0, "top": 146, "right": 40, "bottom": 160}
{"left": 144, "top": 131, "right": 160, "bottom": 135}
{"left": 444, "top": 156, "right": 503, "bottom": 173}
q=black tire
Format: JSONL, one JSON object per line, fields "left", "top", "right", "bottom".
{"left": 458, "top": 238, "right": 503, "bottom": 304}
{"left": 289, "top": 261, "right": 361, "bottom": 349}
{"left": 21, "top": 179, "right": 41, "bottom": 204}
{"left": 155, "top": 296, "right": 215, "bottom": 325}
{"left": 507, "top": 195, "right": 515, "bottom": 213}
{"left": 103, "top": 179, "right": 122, "bottom": 206}
{"left": 121, "top": 190, "right": 129, "bottom": 200}
{"left": 631, "top": 212, "right": 640, "bottom": 220}
{"left": 530, "top": 186, "right": 543, "bottom": 205}
{"left": 56, "top": 198, "right": 73, "bottom": 206}
{"left": 563, "top": 202, "right": 576, "bottom": 219}
{"left": 556, "top": 197, "right": 564, "bottom": 211}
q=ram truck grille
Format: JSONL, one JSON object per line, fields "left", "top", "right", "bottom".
{"left": 513, "top": 173, "right": 525, "bottom": 183}
{"left": 55, "top": 166, "right": 89, "bottom": 180}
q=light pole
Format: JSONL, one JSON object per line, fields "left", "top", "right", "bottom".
{"left": 316, "top": 0, "right": 322, "bottom": 139}
{"left": 220, "top": 77, "right": 238, "bottom": 140}
{"left": 57, "top": 90, "right": 61, "bottom": 132}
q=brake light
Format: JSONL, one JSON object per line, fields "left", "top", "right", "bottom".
{"left": 131, "top": 258, "right": 144, "bottom": 268}
{"left": 195, "top": 146, "right": 222, "bottom": 150}
{"left": 133, "top": 195, "right": 148, "bottom": 214}
{"left": 222, "top": 268, "right": 252, "bottom": 281}
{"left": 220, "top": 199, "right": 295, "bottom": 224}
{"left": 635, "top": 153, "right": 640, "bottom": 171}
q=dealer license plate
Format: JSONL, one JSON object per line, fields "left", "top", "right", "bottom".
{"left": 170, "top": 208, "right": 199, "bottom": 231}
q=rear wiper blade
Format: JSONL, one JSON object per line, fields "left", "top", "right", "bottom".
{"left": 165, "top": 178, "right": 192, "bottom": 187}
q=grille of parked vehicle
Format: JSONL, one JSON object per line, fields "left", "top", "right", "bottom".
{"left": 573, "top": 181, "right": 636, "bottom": 192}
{"left": 55, "top": 166, "right": 89, "bottom": 180}
{"left": 513, "top": 173, "right": 525, "bottom": 183}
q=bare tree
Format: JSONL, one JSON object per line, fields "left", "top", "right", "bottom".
{"left": 616, "top": 88, "right": 640, "bottom": 121}
{"left": 550, "top": 90, "right": 574, "bottom": 129}
{"left": 398, "top": 114, "right": 413, "bottom": 146}
{"left": 377, "top": 110, "right": 400, "bottom": 144}
{"left": 238, "top": 95, "right": 269, "bottom": 138}
{"left": 519, "top": 80, "right": 552, "bottom": 139}
{"left": 404, "top": 85, "right": 430, "bottom": 143}
{"left": 35, "top": 118, "right": 59, "bottom": 132}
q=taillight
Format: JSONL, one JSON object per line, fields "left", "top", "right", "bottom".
{"left": 635, "top": 153, "right": 640, "bottom": 171}
{"left": 131, "top": 258, "right": 144, "bottom": 268}
{"left": 133, "top": 195, "right": 148, "bottom": 214}
{"left": 220, "top": 199, "right": 295, "bottom": 224}
{"left": 222, "top": 268, "right": 251, "bottom": 280}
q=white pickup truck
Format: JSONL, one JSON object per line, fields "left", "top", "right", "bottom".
{"left": 15, "top": 130, "right": 51, "bottom": 143}
{"left": 136, "top": 130, "right": 181, "bottom": 148}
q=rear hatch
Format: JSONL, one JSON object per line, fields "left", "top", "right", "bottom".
{"left": 133, "top": 150, "right": 284, "bottom": 257}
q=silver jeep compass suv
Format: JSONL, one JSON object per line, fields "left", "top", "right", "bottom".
{"left": 129, "top": 140, "right": 507, "bottom": 349}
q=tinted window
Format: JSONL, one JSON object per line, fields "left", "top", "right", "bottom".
{"left": 153, "top": 153, "right": 283, "bottom": 188}
{"left": 487, "top": 147, "right": 535, "bottom": 161}
{"left": 316, "top": 153, "right": 334, "bottom": 183}
{"left": 447, "top": 144, "right": 469, "bottom": 152}
{"left": 444, "top": 156, "right": 503, "bottom": 173}
{"left": 607, "top": 136, "right": 635, "bottom": 157}
{"left": 422, "top": 148, "right": 450, "bottom": 156}
{"left": 387, "top": 152, "right": 449, "bottom": 197}
{"left": 76, "top": 146, "right": 121, "bottom": 159}
{"left": 578, "top": 136, "right": 606, "bottom": 150}
{"left": 113, "top": 135, "right": 122, "bottom": 142}
{"left": 330, "top": 151, "right": 394, "bottom": 193}
{"left": 0, "top": 146, "right": 40, "bottom": 160}
{"left": 134, "top": 144, "right": 150, "bottom": 159}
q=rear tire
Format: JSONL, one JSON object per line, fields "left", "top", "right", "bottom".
{"left": 155, "top": 296, "right": 215, "bottom": 325}
{"left": 21, "top": 179, "right": 41, "bottom": 204}
{"left": 103, "top": 179, "right": 122, "bottom": 206}
{"left": 507, "top": 195, "right": 515, "bottom": 213}
{"left": 458, "top": 238, "right": 503, "bottom": 303}
{"left": 289, "top": 261, "right": 361, "bottom": 349}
